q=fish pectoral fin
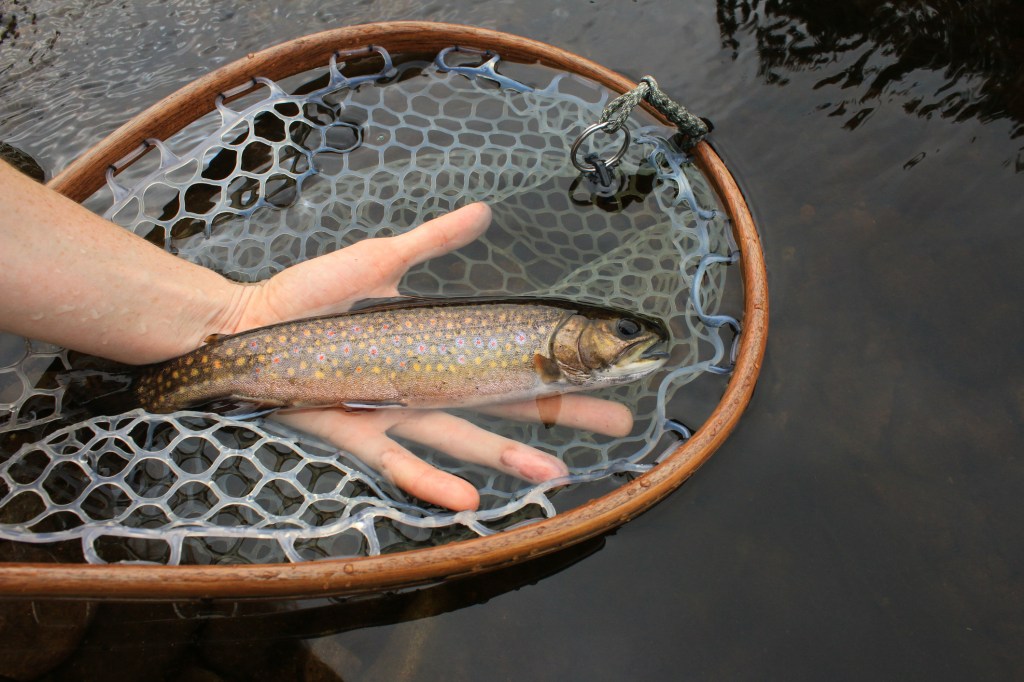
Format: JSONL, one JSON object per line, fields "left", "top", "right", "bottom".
{"left": 340, "top": 400, "right": 408, "bottom": 410}
{"left": 533, "top": 354, "right": 562, "bottom": 384}
{"left": 203, "top": 333, "right": 229, "bottom": 344}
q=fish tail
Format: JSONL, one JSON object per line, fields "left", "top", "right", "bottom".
{"left": 59, "top": 356, "right": 143, "bottom": 417}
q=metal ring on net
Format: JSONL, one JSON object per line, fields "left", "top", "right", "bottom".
{"left": 0, "top": 22, "right": 767, "bottom": 599}
{"left": 569, "top": 121, "right": 631, "bottom": 173}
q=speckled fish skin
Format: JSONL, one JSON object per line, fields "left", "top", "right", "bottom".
{"left": 134, "top": 298, "right": 667, "bottom": 414}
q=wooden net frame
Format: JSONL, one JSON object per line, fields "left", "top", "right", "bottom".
{"left": 0, "top": 22, "right": 767, "bottom": 599}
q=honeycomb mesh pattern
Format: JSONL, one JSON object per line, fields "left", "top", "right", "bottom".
{"left": 0, "top": 47, "right": 739, "bottom": 564}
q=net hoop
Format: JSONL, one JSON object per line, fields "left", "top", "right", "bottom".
{"left": 1, "top": 22, "right": 768, "bottom": 599}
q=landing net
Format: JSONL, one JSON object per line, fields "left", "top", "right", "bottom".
{"left": 0, "top": 47, "right": 740, "bottom": 564}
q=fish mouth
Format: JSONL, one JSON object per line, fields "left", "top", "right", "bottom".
{"left": 606, "top": 336, "right": 670, "bottom": 378}
{"left": 633, "top": 335, "right": 670, "bottom": 361}
{"left": 639, "top": 342, "right": 669, "bottom": 361}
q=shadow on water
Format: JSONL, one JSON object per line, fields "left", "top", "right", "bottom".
{"left": 0, "top": 536, "right": 604, "bottom": 680}
{"left": 0, "top": 0, "right": 1023, "bottom": 679}
{"left": 716, "top": 0, "right": 1024, "bottom": 165}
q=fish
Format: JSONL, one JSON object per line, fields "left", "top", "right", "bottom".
{"left": 63, "top": 297, "right": 669, "bottom": 417}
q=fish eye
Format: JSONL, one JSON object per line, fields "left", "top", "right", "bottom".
{"left": 615, "top": 318, "right": 643, "bottom": 339}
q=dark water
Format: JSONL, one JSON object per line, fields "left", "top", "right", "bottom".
{"left": 1, "top": 0, "right": 1022, "bottom": 679}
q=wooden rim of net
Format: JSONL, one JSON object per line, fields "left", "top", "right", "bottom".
{"left": 1, "top": 22, "right": 768, "bottom": 599}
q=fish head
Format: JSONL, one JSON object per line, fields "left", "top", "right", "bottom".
{"left": 551, "top": 307, "right": 669, "bottom": 387}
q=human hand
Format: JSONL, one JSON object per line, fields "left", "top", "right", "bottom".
{"left": 228, "top": 203, "right": 634, "bottom": 511}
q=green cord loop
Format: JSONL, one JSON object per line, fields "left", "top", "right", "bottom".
{"left": 599, "top": 76, "right": 710, "bottom": 148}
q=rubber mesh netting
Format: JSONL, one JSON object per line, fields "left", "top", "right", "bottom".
{"left": 0, "top": 47, "right": 741, "bottom": 564}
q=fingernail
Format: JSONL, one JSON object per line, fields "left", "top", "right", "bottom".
{"left": 500, "top": 447, "right": 568, "bottom": 483}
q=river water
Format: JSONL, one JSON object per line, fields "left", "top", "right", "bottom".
{"left": 0, "top": 1, "right": 1021, "bottom": 679}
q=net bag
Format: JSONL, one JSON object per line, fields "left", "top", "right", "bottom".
{"left": 0, "top": 23, "right": 767, "bottom": 598}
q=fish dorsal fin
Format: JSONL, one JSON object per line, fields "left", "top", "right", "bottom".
{"left": 346, "top": 295, "right": 527, "bottom": 314}
{"left": 347, "top": 296, "right": 425, "bottom": 312}
{"left": 203, "top": 333, "right": 229, "bottom": 344}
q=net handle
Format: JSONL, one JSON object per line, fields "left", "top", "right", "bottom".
{"left": 12, "top": 21, "right": 769, "bottom": 599}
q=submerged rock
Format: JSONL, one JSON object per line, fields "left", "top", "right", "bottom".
{"left": 0, "top": 141, "right": 44, "bottom": 182}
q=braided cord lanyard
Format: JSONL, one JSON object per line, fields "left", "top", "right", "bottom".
{"left": 568, "top": 77, "right": 739, "bottom": 373}
{"left": 570, "top": 76, "right": 712, "bottom": 184}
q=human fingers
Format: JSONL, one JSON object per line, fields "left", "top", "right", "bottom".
{"left": 236, "top": 202, "right": 491, "bottom": 328}
{"left": 381, "top": 202, "right": 491, "bottom": 270}
{"left": 475, "top": 395, "right": 635, "bottom": 437}
{"left": 273, "top": 409, "right": 481, "bottom": 511}
{"left": 305, "top": 202, "right": 490, "bottom": 302}
{"left": 387, "top": 410, "right": 569, "bottom": 484}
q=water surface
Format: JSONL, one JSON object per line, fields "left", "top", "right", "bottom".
{"left": 0, "top": 0, "right": 1021, "bottom": 679}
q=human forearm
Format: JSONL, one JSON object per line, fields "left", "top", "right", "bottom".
{"left": 0, "top": 160, "right": 246, "bottom": 363}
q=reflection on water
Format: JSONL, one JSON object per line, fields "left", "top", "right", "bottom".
{"left": 0, "top": 0, "right": 1022, "bottom": 679}
{"left": 0, "top": 536, "right": 603, "bottom": 679}
{"left": 717, "top": 0, "right": 1024, "bottom": 161}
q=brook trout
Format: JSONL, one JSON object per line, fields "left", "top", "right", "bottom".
{"left": 67, "top": 298, "right": 668, "bottom": 416}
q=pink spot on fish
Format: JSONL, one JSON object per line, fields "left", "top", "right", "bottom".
{"left": 369, "top": 346, "right": 379, "bottom": 357}
{"left": 457, "top": 355, "right": 467, "bottom": 364}
{"left": 514, "top": 332, "right": 527, "bottom": 345}
{"left": 326, "top": 330, "right": 336, "bottom": 338}
{"left": 272, "top": 356, "right": 281, "bottom": 364}
{"left": 317, "top": 353, "right": 326, "bottom": 362}
{"left": 249, "top": 340, "right": 259, "bottom": 350}
{"left": 474, "top": 338, "right": 484, "bottom": 348}
{"left": 455, "top": 338, "right": 465, "bottom": 348}
{"left": 417, "top": 343, "right": 427, "bottom": 353}
{"left": 488, "top": 338, "right": 499, "bottom": 349}
{"left": 342, "top": 345, "right": 352, "bottom": 356}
